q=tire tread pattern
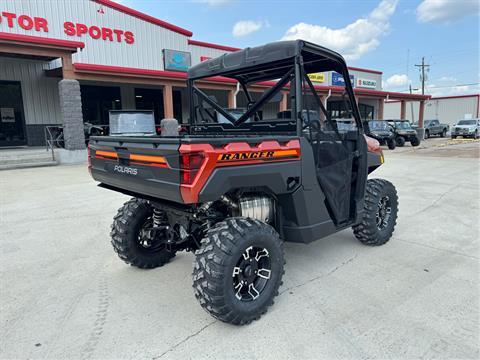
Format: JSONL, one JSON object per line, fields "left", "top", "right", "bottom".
{"left": 353, "top": 179, "right": 398, "bottom": 246}
{"left": 192, "top": 217, "right": 284, "bottom": 325}
{"left": 110, "top": 198, "right": 175, "bottom": 269}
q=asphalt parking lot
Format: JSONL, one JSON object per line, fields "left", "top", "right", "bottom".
{"left": 1, "top": 139, "right": 479, "bottom": 359}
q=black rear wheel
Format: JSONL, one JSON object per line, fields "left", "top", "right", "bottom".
{"left": 110, "top": 198, "right": 176, "bottom": 269}
{"left": 192, "top": 218, "right": 284, "bottom": 325}
{"left": 353, "top": 179, "right": 398, "bottom": 246}
{"left": 395, "top": 136, "right": 405, "bottom": 147}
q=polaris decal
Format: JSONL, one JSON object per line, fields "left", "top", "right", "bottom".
{"left": 113, "top": 165, "right": 138, "bottom": 175}
{"left": 218, "top": 150, "right": 299, "bottom": 162}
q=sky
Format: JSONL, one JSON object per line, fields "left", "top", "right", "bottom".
{"left": 120, "top": 0, "right": 479, "bottom": 96}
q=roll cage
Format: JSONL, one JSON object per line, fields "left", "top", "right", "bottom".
{"left": 187, "top": 40, "right": 363, "bottom": 136}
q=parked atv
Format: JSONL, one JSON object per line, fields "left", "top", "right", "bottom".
{"left": 88, "top": 40, "right": 399, "bottom": 325}
{"left": 364, "top": 120, "right": 396, "bottom": 150}
{"left": 387, "top": 119, "right": 420, "bottom": 147}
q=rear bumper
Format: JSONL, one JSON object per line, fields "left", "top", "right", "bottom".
{"left": 91, "top": 166, "right": 184, "bottom": 203}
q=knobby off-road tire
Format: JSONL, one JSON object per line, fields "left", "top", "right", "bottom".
{"left": 353, "top": 179, "right": 398, "bottom": 246}
{"left": 110, "top": 198, "right": 176, "bottom": 269}
{"left": 410, "top": 137, "right": 420, "bottom": 147}
{"left": 387, "top": 139, "right": 396, "bottom": 150}
{"left": 396, "top": 136, "right": 406, "bottom": 147}
{"left": 193, "top": 217, "right": 284, "bottom": 325}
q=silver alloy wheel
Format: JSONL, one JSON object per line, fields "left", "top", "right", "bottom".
{"left": 232, "top": 246, "right": 271, "bottom": 301}
{"left": 376, "top": 196, "right": 392, "bottom": 230}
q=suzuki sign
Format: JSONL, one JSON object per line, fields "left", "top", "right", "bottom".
{"left": 356, "top": 78, "right": 377, "bottom": 89}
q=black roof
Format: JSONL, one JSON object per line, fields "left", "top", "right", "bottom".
{"left": 188, "top": 40, "right": 348, "bottom": 83}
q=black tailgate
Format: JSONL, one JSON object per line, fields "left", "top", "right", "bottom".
{"left": 89, "top": 136, "right": 183, "bottom": 203}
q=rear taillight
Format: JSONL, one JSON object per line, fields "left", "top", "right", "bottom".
{"left": 180, "top": 152, "right": 205, "bottom": 185}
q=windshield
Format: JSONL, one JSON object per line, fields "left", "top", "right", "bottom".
{"left": 368, "top": 121, "right": 388, "bottom": 130}
{"left": 395, "top": 121, "right": 412, "bottom": 129}
{"left": 457, "top": 120, "right": 476, "bottom": 125}
{"left": 336, "top": 120, "right": 357, "bottom": 131}
{"left": 217, "top": 109, "right": 253, "bottom": 124}
{"left": 109, "top": 111, "right": 155, "bottom": 136}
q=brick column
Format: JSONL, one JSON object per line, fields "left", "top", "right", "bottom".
{"left": 377, "top": 98, "right": 384, "bottom": 120}
{"left": 58, "top": 79, "right": 85, "bottom": 150}
{"left": 163, "top": 84, "right": 174, "bottom": 118}
{"left": 400, "top": 100, "right": 406, "bottom": 119}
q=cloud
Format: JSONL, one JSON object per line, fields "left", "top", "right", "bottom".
{"left": 233, "top": 20, "right": 266, "bottom": 37}
{"left": 281, "top": 0, "right": 398, "bottom": 60}
{"left": 384, "top": 74, "right": 411, "bottom": 89}
{"left": 417, "top": 0, "right": 480, "bottom": 24}
{"left": 437, "top": 76, "right": 457, "bottom": 82}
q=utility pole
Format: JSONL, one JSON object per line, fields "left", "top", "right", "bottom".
{"left": 415, "top": 57, "right": 430, "bottom": 95}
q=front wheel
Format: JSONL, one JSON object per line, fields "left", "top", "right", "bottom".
{"left": 353, "top": 179, "right": 398, "bottom": 246}
{"left": 441, "top": 129, "right": 446, "bottom": 138}
{"left": 193, "top": 218, "right": 284, "bottom": 325}
{"left": 110, "top": 198, "right": 176, "bottom": 269}
{"left": 410, "top": 137, "right": 420, "bottom": 147}
{"left": 387, "top": 139, "right": 396, "bottom": 150}
{"left": 396, "top": 136, "right": 406, "bottom": 147}
{"left": 451, "top": 135, "right": 457, "bottom": 139}
{"left": 425, "top": 130, "right": 430, "bottom": 139}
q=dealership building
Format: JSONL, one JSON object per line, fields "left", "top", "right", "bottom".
{"left": 0, "top": 0, "right": 429, "bottom": 152}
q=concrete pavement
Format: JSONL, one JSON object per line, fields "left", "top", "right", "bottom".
{"left": 1, "top": 142, "right": 479, "bottom": 359}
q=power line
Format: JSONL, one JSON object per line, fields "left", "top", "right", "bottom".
{"left": 426, "top": 82, "right": 480, "bottom": 89}
{"left": 393, "top": 82, "right": 480, "bottom": 93}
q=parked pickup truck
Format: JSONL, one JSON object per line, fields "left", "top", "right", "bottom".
{"left": 424, "top": 119, "right": 449, "bottom": 138}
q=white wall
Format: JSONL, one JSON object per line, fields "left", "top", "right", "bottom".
{"left": 0, "top": 0, "right": 190, "bottom": 70}
{"left": 0, "top": 57, "right": 62, "bottom": 125}
{"left": 384, "top": 96, "right": 479, "bottom": 125}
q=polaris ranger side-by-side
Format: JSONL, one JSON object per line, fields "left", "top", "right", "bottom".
{"left": 364, "top": 120, "right": 396, "bottom": 150}
{"left": 88, "top": 40, "right": 399, "bottom": 325}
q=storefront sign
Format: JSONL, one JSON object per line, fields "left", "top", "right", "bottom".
{"left": 307, "top": 73, "right": 325, "bottom": 83}
{"left": 163, "top": 49, "right": 191, "bottom": 71}
{"left": 1, "top": 108, "right": 15, "bottom": 123}
{"left": 332, "top": 72, "right": 355, "bottom": 87}
{"left": 0, "top": 11, "right": 135, "bottom": 44}
{"left": 356, "top": 78, "right": 377, "bottom": 89}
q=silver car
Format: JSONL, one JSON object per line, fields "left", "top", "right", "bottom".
{"left": 451, "top": 119, "right": 480, "bottom": 139}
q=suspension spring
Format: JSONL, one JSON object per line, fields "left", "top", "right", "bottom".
{"left": 152, "top": 207, "right": 163, "bottom": 227}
